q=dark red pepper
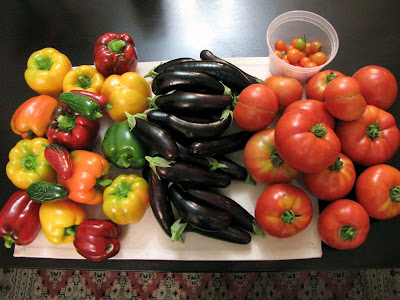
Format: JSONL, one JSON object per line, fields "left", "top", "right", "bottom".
{"left": 70, "top": 90, "right": 112, "bottom": 111}
{"left": 46, "top": 106, "right": 100, "bottom": 150}
{"left": 44, "top": 143, "right": 74, "bottom": 180}
{"left": 93, "top": 33, "right": 138, "bottom": 77}
{"left": 0, "top": 190, "right": 41, "bottom": 248}
{"left": 73, "top": 219, "right": 121, "bottom": 262}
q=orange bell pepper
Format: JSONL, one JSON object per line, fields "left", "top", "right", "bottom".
{"left": 63, "top": 65, "right": 105, "bottom": 94}
{"left": 11, "top": 95, "right": 58, "bottom": 139}
{"left": 57, "top": 150, "right": 111, "bottom": 205}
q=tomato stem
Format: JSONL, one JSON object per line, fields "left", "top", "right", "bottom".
{"left": 326, "top": 72, "right": 339, "bottom": 84}
{"left": 270, "top": 150, "right": 284, "bottom": 168}
{"left": 390, "top": 186, "right": 400, "bottom": 203}
{"left": 310, "top": 124, "right": 327, "bottom": 138}
{"left": 281, "top": 210, "right": 296, "bottom": 224}
{"left": 338, "top": 225, "right": 356, "bottom": 241}
{"left": 329, "top": 156, "right": 343, "bottom": 171}
{"left": 366, "top": 121, "right": 381, "bottom": 140}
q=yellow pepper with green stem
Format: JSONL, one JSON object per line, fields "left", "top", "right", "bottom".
{"left": 63, "top": 65, "right": 105, "bottom": 94}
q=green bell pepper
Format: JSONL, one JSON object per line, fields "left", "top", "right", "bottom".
{"left": 102, "top": 120, "right": 147, "bottom": 169}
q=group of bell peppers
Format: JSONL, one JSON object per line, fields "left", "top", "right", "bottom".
{"left": 0, "top": 32, "right": 152, "bottom": 261}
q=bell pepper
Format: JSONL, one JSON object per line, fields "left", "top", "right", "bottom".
{"left": 6, "top": 138, "right": 56, "bottom": 190}
{"left": 70, "top": 90, "right": 112, "bottom": 111}
{"left": 62, "top": 65, "right": 104, "bottom": 94}
{"left": 24, "top": 47, "right": 72, "bottom": 97}
{"left": 0, "top": 190, "right": 41, "bottom": 248}
{"left": 44, "top": 143, "right": 74, "bottom": 180}
{"left": 102, "top": 120, "right": 147, "bottom": 169}
{"left": 73, "top": 219, "right": 121, "bottom": 261}
{"left": 11, "top": 95, "right": 58, "bottom": 139}
{"left": 39, "top": 199, "right": 86, "bottom": 245}
{"left": 101, "top": 72, "right": 150, "bottom": 122}
{"left": 46, "top": 106, "right": 100, "bottom": 150}
{"left": 93, "top": 32, "right": 138, "bottom": 77}
{"left": 103, "top": 174, "right": 149, "bottom": 225}
{"left": 58, "top": 150, "right": 111, "bottom": 205}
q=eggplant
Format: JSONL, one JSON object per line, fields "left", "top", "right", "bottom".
{"left": 168, "top": 184, "right": 232, "bottom": 231}
{"left": 189, "top": 131, "right": 253, "bottom": 157}
{"left": 125, "top": 112, "right": 179, "bottom": 160}
{"left": 147, "top": 109, "right": 219, "bottom": 126}
{"left": 163, "top": 60, "right": 252, "bottom": 95}
{"left": 177, "top": 144, "right": 228, "bottom": 172}
{"left": 144, "top": 57, "right": 196, "bottom": 78}
{"left": 214, "top": 156, "right": 248, "bottom": 181}
{"left": 151, "top": 70, "right": 228, "bottom": 95}
{"left": 186, "top": 224, "right": 251, "bottom": 244}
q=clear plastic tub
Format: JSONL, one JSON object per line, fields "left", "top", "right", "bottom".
{"left": 266, "top": 10, "right": 339, "bottom": 85}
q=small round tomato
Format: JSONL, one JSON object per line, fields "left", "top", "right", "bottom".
{"left": 353, "top": 65, "right": 398, "bottom": 110}
{"left": 255, "top": 183, "right": 313, "bottom": 238}
{"left": 286, "top": 45, "right": 295, "bottom": 53}
{"left": 311, "top": 51, "right": 327, "bottom": 66}
{"left": 274, "top": 50, "right": 283, "bottom": 59}
{"left": 263, "top": 76, "right": 303, "bottom": 110}
{"left": 310, "top": 41, "right": 322, "bottom": 53}
{"left": 299, "top": 51, "right": 307, "bottom": 59}
{"left": 287, "top": 48, "right": 301, "bottom": 64}
{"left": 323, "top": 76, "right": 366, "bottom": 121}
{"left": 299, "top": 56, "right": 311, "bottom": 67}
{"left": 304, "top": 43, "right": 312, "bottom": 56}
{"left": 282, "top": 58, "right": 290, "bottom": 64}
{"left": 233, "top": 84, "right": 278, "bottom": 131}
{"left": 294, "top": 36, "right": 307, "bottom": 51}
{"left": 274, "top": 40, "right": 287, "bottom": 52}
{"left": 306, "top": 70, "right": 345, "bottom": 101}
{"left": 303, "top": 153, "right": 356, "bottom": 201}
{"left": 356, "top": 164, "right": 400, "bottom": 220}
{"left": 243, "top": 128, "right": 299, "bottom": 184}
{"left": 304, "top": 61, "right": 318, "bottom": 68}
{"left": 318, "top": 199, "right": 370, "bottom": 250}
{"left": 290, "top": 38, "right": 298, "bottom": 47}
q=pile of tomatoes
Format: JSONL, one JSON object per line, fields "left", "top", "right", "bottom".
{"left": 233, "top": 65, "right": 399, "bottom": 250}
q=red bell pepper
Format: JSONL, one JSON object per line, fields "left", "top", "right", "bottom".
{"left": 46, "top": 106, "right": 100, "bottom": 150}
{"left": 70, "top": 90, "right": 112, "bottom": 111}
{"left": 0, "top": 190, "right": 41, "bottom": 248}
{"left": 93, "top": 32, "right": 138, "bottom": 77}
{"left": 73, "top": 219, "right": 121, "bottom": 261}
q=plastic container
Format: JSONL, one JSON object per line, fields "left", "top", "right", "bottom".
{"left": 266, "top": 10, "right": 339, "bottom": 85}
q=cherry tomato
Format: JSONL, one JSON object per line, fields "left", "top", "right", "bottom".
{"left": 282, "top": 58, "right": 290, "bottom": 64}
{"left": 311, "top": 51, "right": 327, "bottom": 66}
{"left": 274, "top": 40, "right": 287, "bottom": 52}
{"left": 303, "top": 153, "right": 356, "bottom": 201}
{"left": 353, "top": 65, "right": 398, "bottom": 110}
{"left": 233, "top": 84, "right": 278, "bottom": 131}
{"left": 318, "top": 199, "right": 370, "bottom": 250}
{"left": 306, "top": 70, "right": 345, "bottom": 101}
{"left": 323, "top": 76, "right": 367, "bottom": 121}
{"left": 287, "top": 48, "right": 301, "bottom": 64}
{"left": 286, "top": 45, "right": 295, "bottom": 53}
{"left": 274, "top": 50, "right": 283, "bottom": 59}
{"left": 335, "top": 105, "right": 400, "bottom": 166}
{"left": 304, "top": 43, "right": 312, "bottom": 56}
{"left": 356, "top": 164, "right": 400, "bottom": 220}
{"left": 263, "top": 76, "right": 303, "bottom": 110}
{"left": 243, "top": 128, "right": 299, "bottom": 184}
{"left": 255, "top": 183, "right": 313, "bottom": 238}
{"left": 310, "top": 41, "right": 322, "bottom": 54}
{"left": 304, "top": 61, "right": 318, "bottom": 68}
{"left": 274, "top": 109, "right": 341, "bottom": 173}
{"left": 290, "top": 38, "right": 298, "bottom": 47}
{"left": 299, "top": 57, "right": 311, "bottom": 67}
{"left": 299, "top": 51, "right": 307, "bottom": 59}
{"left": 294, "top": 36, "right": 307, "bottom": 51}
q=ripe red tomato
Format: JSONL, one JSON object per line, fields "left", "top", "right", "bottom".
{"left": 299, "top": 57, "right": 311, "bottom": 67}
{"left": 304, "top": 61, "right": 318, "bottom": 68}
{"left": 243, "top": 128, "right": 299, "bottom": 184}
{"left": 306, "top": 70, "right": 345, "bottom": 101}
{"left": 274, "top": 109, "right": 341, "bottom": 173}
{"left": 283, "top": 99, "right": 335, "bottom": 129}
{"left": 304, "top": 43, "right": 312, "bottom": 56}
{"left": 353, "top": 65, "right": 398, "bottom": 110}
{"left": 303, "top": 153, "right": 356, "bottom": 201}
{"left": 255, "top": 183, "right": 313, "bottom": 238}
{"left": 335, "top": 105, "right": 400, "bottom": 166}
{"left": 356, "top": 164, "right": 400, "bottom": 220}
{"left": 263, "top": 76, "right": 303, "bottom": 110}
{"left": 274, "top": 40, "right": 286, "bottom": 52}
{"left": 311, "top": 51, "right": 327, "bottom": 66}
{"left": 323, "top": 76, "right": 367, "bottom": 121}
{"left": 233, "top": 84, "right": 278, "bottom": 131}
{"left": 318, "top": 199, "right": 370, "bottom": 250}
{"left": 287, "top": 48, "right": 301, "bottom": 64}
{"left": 310, "top": 41, "right": 322, "bottom": 54}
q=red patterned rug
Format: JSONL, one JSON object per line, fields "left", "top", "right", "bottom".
{"left": 1, "top": 268, "right": 400, "bottom": 299}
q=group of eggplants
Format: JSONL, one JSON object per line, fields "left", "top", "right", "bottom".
{"left": 112, "top": 50, "right": 266, "bottom": 244}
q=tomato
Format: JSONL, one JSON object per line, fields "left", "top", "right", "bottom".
{"left": 286, "top": 45, "right": 295, "bottom": 53}
{"left": 283, "top": 99, "right": 335, "bottom": 129}
{"left": 304, "top": 61, "right": 318, "bottom": 68}
{"left": 303, "top": 153, "right": 356, "bottom": 201}
{"left": 255, "top": 183, "right": 313, "bottom": 238}
{"left": 335, "top": 105, "right": 400, "bottom": 166}
{"left": 243, "top": 128, "right": 299, "bottom": 184}
{"left": 274, "top": 40, "right": 286, "bottom": 52}
{"left": 353, "top": 65, "right": 398, "bottom": 110}
{"left": 299, "top": 51, "right": 307, "bottom": 59}
{"left": 356, "top": 164, "right": 400, "bottom": 220}
{"left": 294, "top": 37, "right": 307, "bottom": 51}
{"left": 318, "top": 199, "right": 370, "bottom": 250}
{"left": 311, "top": 51, "right": 327, "bottom": 66}
{"left": 306, "top": 70, "right": 345, "bottom": 101}
{"left": 323, "top": 76, "right": 366, "bottom": 121}
{"left": 274, "top": 109, "right": 341, "bottom": 173}
{"left": 282, "top": 58, "right": 290, "bottom": 64}
{"left": 290, "top": 38, "right": 298, "bottom": 47}
{"left": 299, "top": 57, "right": 311, "bottom": 67}
{"left": 304, "top": 43, "right": 312, "bottom": 56}
{"left": 263, "top": 76, "right": 303, "bottom": 110}
{"left": 310, "top": 41, "right": 322, "bottom": 54}
{"left": 274, "top": 50, "right": 283, "bottom": 59}
{"left": 287, "top": 48, "right": 301, "bottom": 64}
{"left": 233, "top": 84, "right": 278, "bottom": 131}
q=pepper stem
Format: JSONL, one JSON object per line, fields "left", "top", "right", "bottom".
{"left": 339, "top": 225, "right": 356, "bottom": 241}
{"left": 35, "top": 56, "right": 53, "bottom": 70}
{"left": 107, "top": 39, "right": 126, "bottom": 53}
{"left": 95, "top": 177, "right": 113, "bottom": 189}
{"left": 3, "top": 236, "right": 15, "bottom": 248}
{"left": 77, "top": 76, "right": 92, "bottom": 89}
{"left": 366, "top": 121, "right": 381, "bottom": 140}
{"left": 270, "top": 150, "right": 284, "bottom": 168}
{"left": 171, "top": 218, "right": 187, "bottom": 243}
{"left": 64, "top": 225, "right": 78, "bottom": 237}
{"left": 281, "top": 210, "right": 296, "bottom": 224}
{"left": 21, "top": 153, "right": 37, "bottom": 170}
{"left": 310, "top": 124, "right": 327, "bottom": 138}
{"left": 57, "top": 114, "right": 76, "bottom": 131}
{"left": 27, "top": 130, "right": 36, "bottom": 138}
{"left": 114, "top": 181, "right": 132, "bottom": 198}
{"left": 329, "top": 156, "right": 343, "bottom": 171}
{"left": 390, "top": 186, "right": 400, "bottom": 203}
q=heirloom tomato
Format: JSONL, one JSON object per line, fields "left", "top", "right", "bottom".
{"left": 305, "top": 70, "right": 345, "bottom": 101}
{"left": 356, "top": 164, "right": 400, "bottom": 220}
{"left": 255, "top": 183, "right": 313, "bottom": 238}
{"left": 303, "top": 153, "right": 356, "bottom": 201}
{"left": 243, "top": 128, "right": 299, "bottom": 184}
{"left": 263, "top": 76, "right": 303, "bottom": 110}
{"left": 318, "top": 199, "right": 370, "bottom": 250}
{"left": 274, "top": 109, "right": 341, "bottom": 173}
{"left": 335, "top": 105, "right": 400, "bottom": 166}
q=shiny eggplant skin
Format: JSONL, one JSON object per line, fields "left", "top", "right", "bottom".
{"left": 154, "top": 57, "right": 196, "bottom": 73}
{"left": 186, "top": 224, "right": 251, "bottom": 244}
{"left": 214, "top": 156, "right": 248, "bottom": 181}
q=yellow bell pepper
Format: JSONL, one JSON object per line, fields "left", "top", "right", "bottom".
{"left": 6, "top": 138, "right": 56, "bottom": 189}
{"left": 39, "top": 199, "right": 86, "bottom": 245}
{"left": 101, "top": 72, "right": 150, "bottom": 122}
{"left": 24, "top": 47, "right": 72, "bottom": 97}
{"left": 103, "top": 174, "right": 149, "bottom": 225}
{"left": 63, "top": 65, "right": 105, "bottom": 94}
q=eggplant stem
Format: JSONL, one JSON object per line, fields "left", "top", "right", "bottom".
{"left": 206, "top": 157, "right": 228, "bottom": 171}
{"left": 252, "top": 221, "right": 265, "bottom": 237}
{"left": 145, "top": 156, "right": 175, "bottom": 180}
{"left": 170, "top": 218, "right": 187, "bottom": 243}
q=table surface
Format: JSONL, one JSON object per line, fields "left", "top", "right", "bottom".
{"left": 1, "top": 0, "right": 399, "bottom": 272}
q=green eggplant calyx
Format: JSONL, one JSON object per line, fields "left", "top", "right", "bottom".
{"left": 21, "top": 153, "right": 37, "bottom": 170}
{"left": 57, "top": 114, "right": 76, "bottom": 131}
{"left": 170, "top": 218, "right": 187, "bottom": 243}
{"left": 147, "top": 95, "right": 161, "bottom": 108}
{"left": 206, "top": 157, "right": 227, "bottom": 171}
{"left": 126, "top": 111, "right": 148, "bottom": 129}
{"left": 390, "top": 186, "right": 400, "bottom": 203}
{"left": 35, "top": 56, "right": 53, "bottom": 70}
{"left": 329, "top": 156, "right": 344, "bottom": 171}
{"left": 107, "top": 39, "right": 126, "bottom": 53}
{"left": 114, "top": 181, "right": 132, "bottom": 198}
{"left": 95, "top": 177, "right": 113, "bottom": 189}
{"left": 270, "top": 150, "right": 284, "bottom": 168}
{"left": 64, "top": 225, "right": 78, "bottom": 237}
{"left": 366, "top": 121, "right": 381, "bottom": 140}
{"left": 245, "top": 173, "right": 257, "bottom": 185}
{"left": 143, "top": 64, "right": 160, "bottom": 78}
{"left": 145, "top": 156, "right": 175, "bottom": 180}
{"left": 339, "top": 225, "right": 356, "bottom": 241}
{"left": 252, "top": 221, "right": 265, "bottom": 237}
{"left": 77, "top": 76, "right": 92, "bottom": 89}
{"left": 310, "top": 124, "right": 327, "bottom": 138}
{"left": 281, "top": 210, "right": 296, "bottom": 224}
{"left": 222, "top": 83, "right": 232, "bottom": 96}
{"left": 3, "top": 236, "right": 15, "bottom": 248}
